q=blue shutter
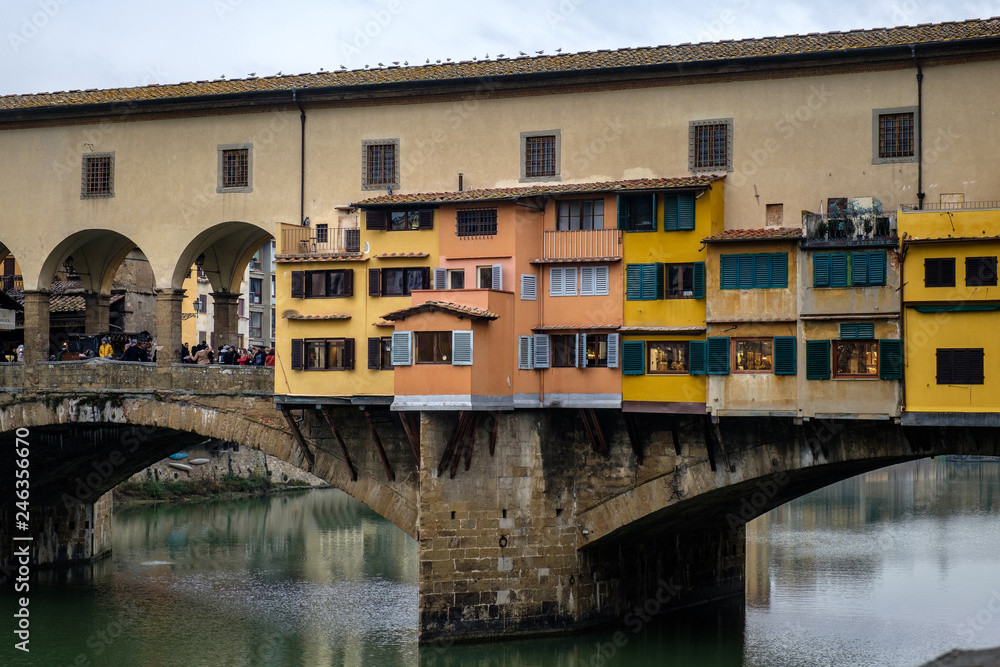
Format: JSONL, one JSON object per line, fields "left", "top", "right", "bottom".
{"left": 771, "top": 254, "right": 788, "bottom": 288}
{"left": 492, "top": 264, "right": 503, "bottom": 290}
{"left": 720, "top": 255, "right": 737, "bottom": 289}
{"left": 814, "top": 254, "right": 830, "bottom": 287}
{"left": 754, "top": 254, "right": 771, "bottom": 288}
{"left": 677, "top": 193, "right": 695, "bottom": 230}
{"left": 689, "top": 340, "right": 707, "bottom": 375}
{"left": 578, "top": 333, "right": 587, "bottom": 368}
{"left": 517, "top": 335, "right": 533, "bottom": 370}
{"left": 663, "top": 195, "right": 678, "bottom": 231}
{"left": 533, "top": 334, "right": 550, "bottom": 368}
{"left": 607, "top": 333, "right": 619, "bottom": 368}
{"left": 880, "top": 339, "right": 903, "bottom": 380}
{"left": 830, "top": 254, "right": 848, "bottom": 288}
{"left": 521, "top": 274, "right": 537, "bottom": 300}
{"left": 851, "top": 252, "right": 870, "bottom": 286}
{"left": 391, "top": 331, "right": 412, "bottom": 366}
{"left": 773, "top": 336, "right": 797, "bottom": 375}
{"left": 707, "top": 337, "right": 730, "bottom": 375}
{"left": 868, "top": 252, "right": 886, "bottom": 286}
{"left": 737, "top": 255, "right": 754, "bottom": 288}
{"left": 622, "top": 340, "right": 645, "bottom": 375}
{"left": 693, "top": 262, "right": 705, "bottom": 299}
{"left": 452, "top": 330, "right": 473, "bottom": 366}
{"left": 650, "top": 193, "right": 658, "bottom": 232}
{"left": 626, "top": 264, "right": 642, "bottom": 301}
{"left": 806, "top": 340, "right": 830, "bottom": 380}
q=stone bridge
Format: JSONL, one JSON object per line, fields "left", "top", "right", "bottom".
{"left": 3, "top": 362, "right": 998, "bottom": 643}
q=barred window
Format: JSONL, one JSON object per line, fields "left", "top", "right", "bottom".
{"left": 222, "top": 149, "right": 249, "bottom": 188}
{"left": 81, "top": 153, "right": 114, "bottom": 198}
{"left": 878, "top": 112, "right": 914, "bottom": 159}
{"left": 456, "top": 209, "right": 498, "bottom": 237}
{"left": 363, "top": 140, "right": 399, "bottom": 190}
{"left": 690, "top": 120, "right": 732, "bottom": 171}
{"left": 525, "top": 135, "right": 556, "bottom": 178}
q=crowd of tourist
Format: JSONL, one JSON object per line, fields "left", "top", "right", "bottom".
{"left": 9, "top": 337, "right": 276, "bottom": 366}
{"left": 180, "top": 342, "right": 274, "bottom": 366}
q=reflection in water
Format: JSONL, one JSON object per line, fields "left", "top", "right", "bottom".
{"left": 3, "top": 459, "right": 999, "bottom": 667}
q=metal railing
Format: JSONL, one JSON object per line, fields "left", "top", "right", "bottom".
{"left": 279, "top": 227, "right": 361, "bottom": 255}
{"left": 901, "top": 200, "right": 1000, "bottom": 212}
{"left": 1, "top": 274, "right": 23, "bottom": 292}
{"left": 802, "top": 212, "right": 897, "bottom": 245}
{"left": 541, "top": 229, "right": 621, "bottom": 261}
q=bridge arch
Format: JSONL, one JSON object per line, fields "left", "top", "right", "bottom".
{"left": 36, "top": 229, "right": 142, "bottom": 295}
{"left": 171, "top": 221, "right": 273, "bottom": 292}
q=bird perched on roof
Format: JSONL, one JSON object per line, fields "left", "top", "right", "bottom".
{"left": 378, "top": 62, "right": 384, "bottom": 67}
{"left": 535, "top": 50, "right": 543, "bottom": 54}
{"left": 519, "top": 51, "right": 526, "bottom": 56}
{"left": 497, "top": 53, "right": 505, "bottom": 58}
{"left": 392, "top": 61, "right": 399, "bottom": 65}
{"left": 248, "top": 72, "right": 255, "bottom": 76}
{"left": 340, "top": 65, "right": 346, "bottom": 70}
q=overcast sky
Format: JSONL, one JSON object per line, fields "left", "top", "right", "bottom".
{"left": 1, "top": 0, "right": 997, "bottom": 96}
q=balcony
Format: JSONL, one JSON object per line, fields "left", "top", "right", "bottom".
{"left": 537, "top": 229, "right": 622, "bottom": 263}
{"left": 801, "top": 211, "right": 897, "bottom": 248}
{"left": 901, "top": 200, "right": 1000, "bottom": 212}
{"left": 279, "top": 226, "right": 361, "bottom": 256}
{"left": 0, "top": 274, "right": 23, "bottom": 292}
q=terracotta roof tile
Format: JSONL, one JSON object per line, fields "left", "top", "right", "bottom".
{"left": 355, "top": 176, "right": 723, "bottom": 207}
{"left": 381, "top": 299, "right": 499, "bottom": 321}
{"left": 531, "top": 324, "right": 621, "bottom": 332}
{"left": 282, "top": 314, "right": 351, "bottom": 320}
{"left": 374, "top": 252, "right": 430, "bottom": 259}
{"left": 275, "top": 254, "right": 367, "bottom": 263}
{"left": 702, "top": 227, "right": 803, "bottom": 242}
{"left": 4, "top": 19, "right": 999, "bottom": 110}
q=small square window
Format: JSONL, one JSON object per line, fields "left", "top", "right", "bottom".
{"left": 217, "top": 144, "right": 252, "bottom": 193}
{"left": 557, "top": 199, "right": 604, "bottom": 230}
{"left": 924, "top": 258, "right": 955, "bottom": 288}
{"left": 689, "top": 119, "right": 733, "bottom": 172}
{"left": 834, "top": 340, "right": 879, "bottom": 378}
{"left": 873, "top": 108, "right": 918, "bottom": 164}
{"left": 81, "top": 153, "right": 114, "bottom": 198}
{"left": 966, "top": 257, "right": 998, "bottom": 287}
{"left": 362, "top": 139, "right": 399, "bottom": 190}
{"left": 734, "top": 339, "right": 773, "bottom": 373}
{"left": 520, "top": 130, "right": 560, "bottom": 182}
{"left": 666, "top": 264, "right": 695, "bottom": 299}
{"left": 648, "top": 341, "right": 688, "bottom": 374}
{"left": 550, "top": 334, "right": 577, "bottom": 368}
{"left": 416, "top": 331, "right": 452, "bottom": 364}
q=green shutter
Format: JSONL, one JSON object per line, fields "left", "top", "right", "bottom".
{"left": 655, "top": 262, "right": 665, "bottom": 299}
{"left": 830, "top": 254, "right": 848, "bottom": 287}
{"left": 720, "top": 255, "right": 738, "bottom": 289}
{"left": 693, "top": 262, "right": 705, "bottom": 299}
{"left": 689, "top": 340, "right": 707, "bottom": 374}
{"left": 806, "top": 340, "right": 831, "bottom": 380}
{"left": 868, "top": 252, "right": 886, "bottom": 286}
{"left": 650, "top": 193, "right": 658, "bottom": 232}
{"left": 707, "top": 337, "right": 730, "bottom": 375}
{"left": 677, "top": 193, "right": 695, "bottom": 230}
{"left": 771, "top": 254, "right": 788, "bottom": 288}
{"left": 754, "top": 254, "right": 771, "bottom": 288}
{"left": 622, "top": 341, "right": 645, "bottom": 375}
{"left": 840, "top": 323, "right": 874, "bottom": 339}
{"left": 839, "top": 323, "right": 858, "bottom": 339}
{"left": 879, "top": 339, "right": 903, "bottom": 380}
{"left": 851, "top": 252, "right": 870, "bottom": 286}
{"left": 663, "top": 195, "right": 678, "bottom": 231}
{"left": 814, "top": 254, "right": 830, "bottom": 287}
{"left": 617, "top": 195, "right": 627, "bottom": 230}
{"left": 737, "top": 255, "right": 754, "bottom": 288}
{"left": 626, "top": 264, "right": 642, "bottom": 301}
{"left": 773, "top": 336, "right": 797, "bottom": 375}
{"left": 640, "top": 263, "right": 663, "bottom": 300}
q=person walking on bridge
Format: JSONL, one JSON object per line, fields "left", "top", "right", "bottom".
{"left": 99, "top": 337, "right": 114, "bottom": 358}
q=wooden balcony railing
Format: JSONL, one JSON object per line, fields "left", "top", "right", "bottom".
{"left": 0, "top": 274, "right": 23, "bottom": 292}
{"left": 541, "top": 229, "right": 621, "bottom": 262}
{"left": 279, "top": 227, "right": 361, "bottom": 255}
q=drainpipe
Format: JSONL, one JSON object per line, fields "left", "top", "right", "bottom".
{"left": 293, "top": 90, "right": 306, "bottom": 224}
{"left": 898, "top": 234, "right": 908, "bottom": 414}
{"left": 911, "top": 45, "right": 924, "bottom": 210}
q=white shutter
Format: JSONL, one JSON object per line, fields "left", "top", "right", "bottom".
{"left": 433, "top": 267, "right": 447, "bottom": 290}
{"left": 595, "top": 266, "right": 609, "bottom": 296}
{"left": 517, "top": 335, "right": 533, "bottom": 370}
{"left": 452, "top": 330, "right": 473, "bottom": 365}
{"left": 533, "top": 334, "right": 550, "bottom": 368}
{"left": 520, "top": 274, "right": 537, "bottom": 300}
{"left": 578, "top": 333, "right": 587, "bottom": 367}
{"left": 580, "top": 267, "right": 596, "bottom": 296}
{"left": 549, "top": 267, "right": 564, "bottom": 297}
{"left": 564, "top": 266, "right": 578, "bottom": 296}
{"left": 391, "top": 331, "right": 412, "bottom": 366}
{"left": 607, "top": 333, "right": 619, "bottom": 368}
{"left": 492, "top": 263, "right": 503, "bottom": 290}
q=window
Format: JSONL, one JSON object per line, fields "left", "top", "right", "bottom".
{"left": 290, "top": 338, "right": 355, "bottom": 371}
{"left": 734, "top": 339, "right": 773, "bottom": 373}
{"left": 874, "top": 109, "right": 916, "bottom": 162}
{"left": 833, "top": 340, "right": 879, "bottom": 378}
{"left": 249, "top": 311, "right": 262, "bottom": 339}
{"left": 580, "top": 266, "right": 609, "bottom": 296}
{"left": 525, "top": 333, "right": 618, "bottom": 370}
{"left": 549, "top": 267, "right": 578, "bottom": 297}
{"left": 648, "top": 341, "right": 688, "bottom": 374}
{"left": 237, "top": 297, "right": 245, "bottom": 317}
{"left": 813, "top": 252, "right": 886, "bottom": 288}
{"left": 689, "top": 119, "right": 733, "bottom": 172}
{"left": 250, "top": 250, "right": 263, "bottom": 272}
{"left": 966, "top": 257, "right": 998, "bottom": 287}
{"left": 662, "top": 193, "right": 696, "bottom": 231}
{"left": 521, "top": 130, "right": 560, "bottom": 181}
{"left": 380, "top": 267, "right": 429, "bottom": 296}
{"left": 924, "top": 258, "right": 956, "bottom": 288}
{"left": 475, "top": 264, "right": 502, "bottom": 290}
{"left": 365, "top": 209, "right": 433, "bottom": 231}
{"left": 290, "top": 270, "right": 354, "bottom": 298}
{"left": 271, "top": 276, "right": 276, "bottom": 305}
{"left": 367, "top": 336, "right": 394, "bottom": 370}
{"left": 626, "top": 263, "right": 665, "bottom": 301}
{"left": 666, "top": 264, "right": 695, "bottom": 298}
{"left": 449, "top": 270, "right": 465, "bottom": 289}
{"left": 937, "top": 348, "right": 984, "bottom": 385}
{"left": 585, "top": 334, "right": 611, "bottom": 368}
{"left": 217, "top": 144, "right": 252, "bottom": 193}
{"left": 315, "top": 224, "right": 329, "bottom": 244}
{"left": 362, "top": 139, "right": 399, "bottom": 190}
{"left": 617, "top": 194, "right": 656, "bottom": 232}
{"left": 550, "top": 335, "right": 578, "bottom": 367}
{"left": 457, "top": 209, "right": 498, "bottom": 237}
{"left": 520, "top": 274, "right": 537, "bottom": 300}
{"left": 81, "top": 153, "right": 114, "bottom": 198}
{"left": 720, "top": 254, "right": 788, "bottom": 289}
{"left": 416, "top": 331, "right": 452, "bottom": 364}
{"left": 249, "top": 278, "right": 263, "bottom": 304}
{"left": 557, "top": 200, "right": 604, "bottom": 230}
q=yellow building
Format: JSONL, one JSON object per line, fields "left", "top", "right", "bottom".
{"left": 898, "top": 207, "right": 1000, "bottom": 425}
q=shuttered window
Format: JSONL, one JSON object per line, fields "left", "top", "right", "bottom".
{"left": 625, "top": 263, "right": 664, "bottom": 301}
{"left": 521, "top": 274, "right": 537, "bottom": 300}
{"left": 925, "top": 258, "right": 956, "bottom": 287}
{"left": 720, "top": 254, "right": 787, "bottom": 289}
{"left": 606, "top": 333, "right": 619, "bottom": 369}
{"left": 291, "top": 271, "right": 305, "bottom": 298}
{"left": 290, "top": 339, "right": 303, "bottom": 370}
{"left": 707, "top": 337, "right": 730, "bottom": 375}
{"left": 616, "top": 193, "right": 657, "bottom": 232}
{"left": 550, "top": 267, "right": 578, "bottom": 296}
{"left": 517, "top": 336, "right": 533, "bottom": 370}
{"left": 622, "top": 340, "right": 645, "bottom": 375}
{"left": 533, "top": 334, "right": 550, "bottom": 368}
{"left": 773, "top": 337, "right": 797, "bottom": 375}
{"left": 839, "top": 323, "right": 875, "bottom": 339}
{"left": 806, "top": 340, "right": 831, "bottom": 380}
{"left": 936, "top": 348, "right": 984, "bottom": 384}
{"left": 879, "top": 340, "right": 903, "bottom": 380}
{"left": 452, "top": 330, "right": 473, "bottom": 366}
{"left": 966, "top": 257, "right": 998, "bottom": 287}
{"left": 580, "top": 266, "right": 609, "bottom": 296}
{"left": 663, "top": 193, "right": 696, "bottom": 231}
{"left": 391, "top": 331, "right": 412, "bottom": 366}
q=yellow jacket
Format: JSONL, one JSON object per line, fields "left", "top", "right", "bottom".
{"left": 99, "top": 343, "right": 114, "bottom": 358}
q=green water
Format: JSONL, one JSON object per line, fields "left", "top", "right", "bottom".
{"left": 4, "top": 458, "right": 1000, "bottom": 666}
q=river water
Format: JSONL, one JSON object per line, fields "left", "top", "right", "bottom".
{"left": 4, "top": 457, "right": 1000, "bottom": 666}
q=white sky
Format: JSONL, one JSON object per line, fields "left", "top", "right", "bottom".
{"left": 1, "top": 0, "right": 997, "bottom": 96}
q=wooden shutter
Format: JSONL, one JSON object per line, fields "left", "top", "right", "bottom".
{"left": 578, "top": 333, "right": 587, "bottom": 368}
{"left": 418, "top": 210, "right": 434, "bottom": 230}
{"left": 626, "top": 264, "right": 642, "bottom": 300}
{"left": 344, "top": 228, "right": 361, "bottom": 253}
{"left": 368, "top": 337, "right": 382, "bottom": 370}
{"left": 291, "top": 271, "right": 304, "bottom": 298}
{"left": 491, "top": 264, "right": 503, "bottom": 291}
{"left": 720, "top": 256, "right": 737, "bottom": 289}
{"left": 754, "top": 254, "right": 771, "bottom": 287}
{"left": 813, "top": 255, "right": 830, "bottom": 287}
{"left": 433, "top": 268, "right": 447, "bottom": 290}
{"left": 770, "top": 254, "right": 788, "bottom": 288}
{"left": 840, "top": 323, "right": 874, "bottom": 339}
{"left": 640, "top": 263, "right": 663, "bottom": 300}
{"left": 606, "top": 333, "right": 619, "bottom": 368}
{"left": 693, "top": 262, "right": 705, "bottom": 299}
{"left": 663, "top": 194, "right": 678, "bottom": 231}
{"left": 773, "top": 336, "right": 797, "bottom": 375}
{"left": 969, "top": 349, "right": 985, "bottom": 384}
{"left": 806, "top": 340, "right": 831, "bottom": 380}
{"left": 616, "top": 194, "right": 628, "bottom": 230}
{"left": 707, "top": 337, "right": 730, "bottom": 375}
{"left": 689, "top": 340, "right": 707, "bottom": 375}
{"left": 343, "top": 269, "right": 354, "bottom": 297}
{"left": 517, "top": 336, "right": 533, "bottom": 370}
{"left": 649, "top": 193, "right": 658, "bottom": 231}
{"left": 580, "top": 266, "right": 596, "bottom": 296}
{"left": 868, "top": 252, "right": 886, "bottom": 286}
{"left": 879, "top": 339, "right": 903, "bottom": 380}
{"left": 737, "top": 255, "right": 754, "bottom": 288}
{"left": 594, "top": 266, "right": 609, "bottom": 296}
{"left": 533, "top": 334, "right": 550, "bottom": 368}
{"left": 563, "top": 266, "right": 578, "bottom": 296}
{"left": 677, "top": 193, "right": 696, "bottom": 230}
{"left": 550, "top": 267, "right": 565, "bottom": 297}
{"left": 366, "top": 210, "right": 387, "bottom": 231}
{"left": 290, "top": 339, "right": 303, "bottom": 370}
{"left": 521, "top": 274, "right": 537, "bottom": 300}
{"left": 621, "top": 340, "right": 645, "bottom": 375}
{"left": 391, "top": 331, "right": 412, "bottom": 366}
{"left": 368, "top": 268, "right": 381, "bottom": 296}
{"left": 851, "top": 252, "right": 870, "bottom": 286}
{"left": 826, "top": 253, "right": 846, "bottom": 287}
{"left": 452, "top": 330, "right": 473, "bottom": 366}
{"left": 343, "top": 338, "right": 355, "bottom": 370}
{"left": 420, "top": 267, "right": 431, "bottom": 291}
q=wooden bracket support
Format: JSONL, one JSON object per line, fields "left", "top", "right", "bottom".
{"left": 489, "top": 411, "right": 500, "bottom": 457}
{"left": 438, "top": 411, "right": 478, "bottom": 478}
{"left": 280, "top": 406, "right": 315, "bottom": 473}
{"left": 398, "top": 411, "right": 421, "bottom": 467}
{"left": 701, "top": 414, "right": 718, "bottom": 472}
{"left": 580, "top": 409, "right": 608, "bottom": 457}
{"left": 364, "top": 409, "right": 395, "bottom": 482}
{"left": 670, "top": 415, "right": 683, "bottom": 456}
{"left": 320, "top": 406, "right": 357, "bottom": 482}
{"left": 622, "top": 411, "right": 643, "bottom": 464}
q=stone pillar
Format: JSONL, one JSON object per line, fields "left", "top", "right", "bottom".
{"left": 83, "top": 292, "right": 110, "bottom": 334}
{"left": 30, "top": 491, "right": 113, "bottom": 565}
{"left": 155, "top": 288, "right": 185, "bottom": 368}
{"left": 211, "top": 291, "right": 240, "bottom": 350}
{"left": 21, "top": 290, "right": 50, "bottom": 365}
